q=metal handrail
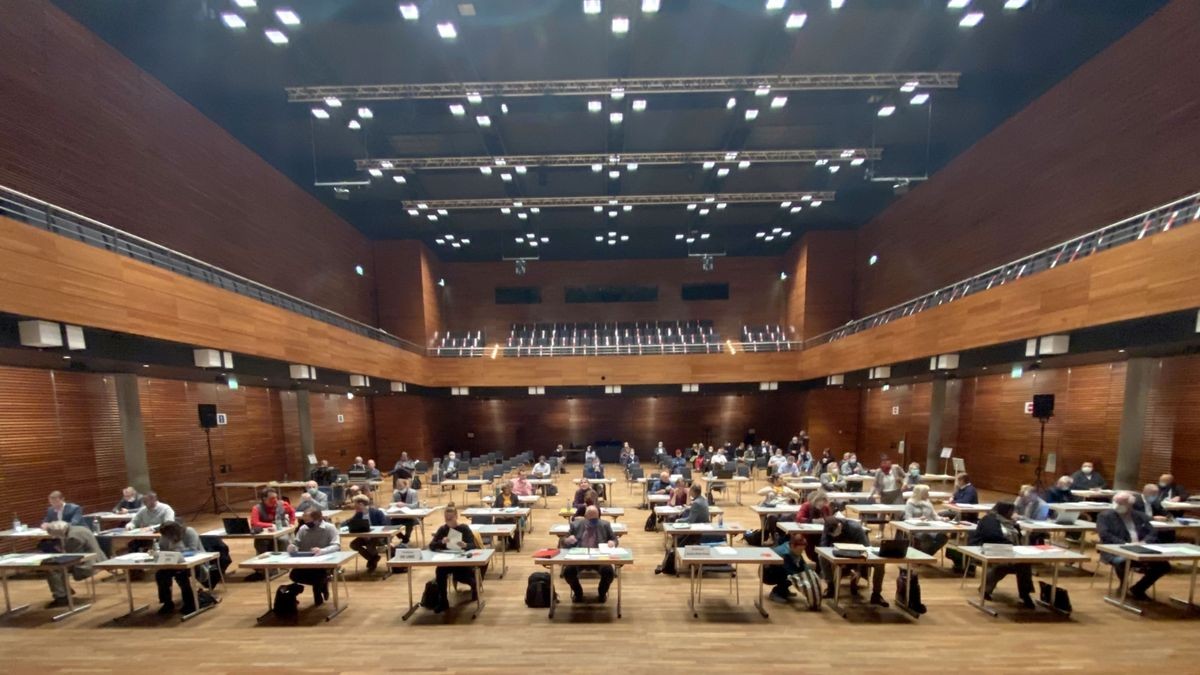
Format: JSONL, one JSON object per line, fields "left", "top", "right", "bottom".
{"left": 0, "top": 184, "right": 428, "bottom": 354}
{"left": 804, "top": 189, "right": 1200, "bottom": 348}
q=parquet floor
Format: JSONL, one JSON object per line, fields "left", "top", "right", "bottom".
{"left": 2, "top": 470, "right": 1199, "bottom": 674}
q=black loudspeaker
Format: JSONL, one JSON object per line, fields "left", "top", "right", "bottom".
{"left": 1032, "top": 394, "right": 1055, "bottom": 419}
{"left": 198, "top": 403, "right": 218, "bottom": 429}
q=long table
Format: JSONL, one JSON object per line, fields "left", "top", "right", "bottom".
{"left": 950, "top": 544, "right": 1088, "bottom": 616}
{"left": 239, "top": 551, "right": 357, "bottom": 622}
{"left": 95, "top": 551, "right": 222, "bottom": 622}
{"left": 0, "top": 552, "right": 96, "bottom": 622}
{"left": 1095, "top": 542, "right": 1200, "bottom": 614}
{"left": 677, "top": 545, "right": 782, "bottom": 618}
{"left": 815, "top": 546, "right": 938, "bottom": 619}
{"left": 388, "top": 549, "right": 494, "bottom": 621}
{"left": 534, "top": 548, "right": 634, "bottom": 619}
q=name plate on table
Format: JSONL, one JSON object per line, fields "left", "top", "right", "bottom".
{"left": 982, "top": 543, "right": 1014, "bottom": 556}
{"left": 683, "top": 545, "right": 712, "bottom": 556}
{"left": 392, "top": 548, "right": 422, "bottom": 561}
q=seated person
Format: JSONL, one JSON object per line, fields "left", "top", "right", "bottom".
{"left": 648, "top": 471, "right": 672, "bottom": 495}
{"left": 584, "top": 446, "right": 597, "bottom": 464}
{"left": 1136, "top": 483, "right": 1173, "bottom": 543}
{"left": 310, "top": 459, "right": 336, "bottom": 486}
{"left": 113, "top": 486, "right": 142, "bottom": 514}
{"left": 619, "top": 443, "right": 634, "bottom": 467}
{"left": 710, "top": 447, "right": 728, "bottom": 469}
{"left": 532, "top": 456, "right": 552, "bottom": 479}
{"left": 390, "top": 478, "right": 420, "bottom": 544}
{"left": 286, "top": 508, "right": 341, "bottom": 606}
{"left": 764, "top": 532, "right": 814, "bottom": 604}
{"left": 820, "top": 518, "right": 887, "bottom": 607}
{"left": 41, "top": 520, "right": 105, "bottom": 608}
{"left": 561, "top": 505, "right": 618, "bottom": 603}
{"left": 669, "top": 449, "right": 688, "bottom": 474}
{"left": 819, "top": 461, "right": 847, "bottom": 492}
{"left": 391, "top": 452, "right": 415, "bottom": 479}
{"left": 903, "top": 463, "right": 923, "bottom": 489}
{"left": 128, "top": 492, "right": 175, "bottom": 530}
{"left": 428, "top": 504, "right": 479, "bottom": 613}
{"left": 41, "top": 491, "right": 83, "bottom": 529}
{"left": 296, "top": 481, "right": 329, "bottom": 512}
{"left": 340, "top": 484, "right": 365, "bottom": 508}
{"left": 1098, "top": 492, "right": 1171, "bottom": 601}
{"left": 1014, "top": 484, "right": 1050, "bottom": 521}
{"left": 365, "top": 459, "right": 383, "bottom": 480}
{"left": 767, "top": 449, "right": 786, "bottom": 473}
{"left": 776, "top": 454, "right": 801, "bottom": 478}
{"left": 757, "top": 475, "right": 801, "bottom": 505}
{"left": 247, "top": 489, "right": 295, "bottom": 579}
{"left": 573, "top": 488, "right": 599, "bottom": 519}
{"left": 1071, "top": 462, "right": 1106, "bottom": 491}
{"left": 796, "top": 489, "right": 834, "bottom": 561}
{"left": 676, "top": 484, "right": 711, "bottom": 541}
{"left": 343, "top": 495, "right": 388, "bottom": 572}
{"left": 839, "top": 453, "right": 863, "bottom": 476}
{"left": 442, "top": 451, "right": 460, "bottom": 479}
{"left": 797, "top": 449, "right": 814, "bottom": 474}
{"left": 347, "top": 456, "right": 367, "bottom": 474}
{"left": 667, "top": 480, "right": 689, "bottom": 508}
{"left": 903, "top": 485, "right": 949, "bottom": 555}
{"left": 1158, "top": 474, "right": 1189, "bottom": 502}
{"left": 583, "top": 458, "right": 606, "bottom": 498}
{"left": 1045, "top": 476, "right": 1077, "bottom": 503}
{"left": 511, "top": 469, "right": 534, "bottom": 497}
{"left": 969, "top": 502, "right": 1034, "bottom": 607}
{"left": 155, "top": 520, "right": 207, "bottom": 615}
{"left": 945, "top": 473, "right": 980, "bottom": 522}
{"left": 493, "top": 483, "right": 524, "bottom": 550}
{"left": 572, "top": 479, "right": 594, "bottom": 514}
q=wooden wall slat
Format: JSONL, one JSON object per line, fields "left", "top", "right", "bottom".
{"left": 309, "top": 392, "right": 374, "bottom": 470}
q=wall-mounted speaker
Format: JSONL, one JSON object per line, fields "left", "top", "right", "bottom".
{"left": 198, "top": 403, "right": 218, "bottom": 429}
{"left": 1032, "top": 394, "right": 1055, "bottom": 420}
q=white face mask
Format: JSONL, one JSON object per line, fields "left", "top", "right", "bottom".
{"left": 1082, "top": 467, "right": 1092, "bottom": 474}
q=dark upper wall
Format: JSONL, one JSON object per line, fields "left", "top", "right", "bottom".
{"left": 854, "top": 0, "right": 1200, "bottom": 317}
{"left": 0, "top": 1, "right": 376, "bottom": 323}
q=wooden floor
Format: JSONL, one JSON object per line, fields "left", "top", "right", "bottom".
{"left": 2, "top": 472, "right": 1199, "bottom": 674}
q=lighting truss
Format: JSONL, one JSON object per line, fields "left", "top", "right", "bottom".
{"left": 286, "top": 73, "right": 959, "bottom": 102}
{"left": 402, "top": 192, "right": 835, "bottom": 210}
{"left": 356, "top": 148, "right": 882, "bottom": 171}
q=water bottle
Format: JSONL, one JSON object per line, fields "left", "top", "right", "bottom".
{"left": 718, "top": 513, "right": 724, "bottom": 528}
{"left": 91, "top": 518, "right": 100, "bottom": 534}
{"left": 151, "top": 539, "right": 160, "bottom": 555}
{"left": 11, "top": 513, "right": 21, "bottom": 533}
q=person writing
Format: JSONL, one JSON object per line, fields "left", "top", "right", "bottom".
{"left": 904, "top": 484, "right": 949, "bottom": 555}
{"left": 796, "top": 489, "right": 834, "bottom": 561}
{"left": 128, "top": 493, "right": 175, "bottom": 530}
{"left": 427, "top": 504, "right": 479, "bottom": 613}
{"left": 343, "top": 494, "right": 388, "bottom": 572}
{"left": 113, "top": 487, "right": 142, "bottom": 514}
{"left": 1097, "top": 491, "right": 1171, "bottom": 601}
{"left": 41, "top": 520, "right": 104, "bottom": 608}
{"left": 286, "top": 508, "right": 340, "bottom": 607}
{"left": 41, "top": 491, "right": 83, "bottom": 529}
{"left": 561, "top": 505, "right": 618, "bottom": 603}
{"left": 1158, "top": 474, "right": 1189, "bottom": 502}
{"left": 154, "top": 520, "right": 206, "bottom": 615}
{"left": 390, "top": 478, "right": 420, "bottom": 544}
{"left": 820, "top": 518, "right": 887, "bottom": 607}
{"left": 532, "top": 456, "right": 552, "bottom": 479}
{"left": 969, "top": 502, "right": 1034, "bottom": 608}
{"left": 391, "top": 452, "right": 416, "bottom": 479}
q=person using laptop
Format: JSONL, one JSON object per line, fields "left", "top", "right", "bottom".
{"left": 40, "top": 491, "right": 83, "bottom": 529}
{"left": 820, "top": 518, "right": 887, "bottom": 607}
{"left": 903, "top": 485, "right": 949, "bottom": 555}
{"left": 1014, "top": 484, "right": 1051, "bottom": 521}
{"left": 113, "top": 487, "right": 142, "bottom": 514}
{"left": 296, "top": 481, "right": 329, "bottom": 513}
{"left": 427, "top": 504, "right": 480, "bottom": 613}
{"left": 968, "top": 502, "right": 1034, "bottom": 608}
{"left": 561, "top": 505, "right": 618, "bottom": 604}
{"left": 1045, "top": 476, "right": 1077, "bottom": 503}
{"left": 391, "top": 478, "right": 420, "bottom": 544}
{"left": 41, "top": 520, "right": 105, "bottom": 608}
{"left": 1071, "top": 462, "right": 1107, "bottom": 491}
{"left": 344, "top": 494, "right": 388, "bottom": 571}
{"left": 1097, "top": 492, "right": 1171, "bottom": 601}
{"left": 155, "top": 520, "right": 206, "bottom": 615}
{"left": 287, "top": 508, "right": 340, "bottom": 606}
{"left": 391, "top": 452, "right": 416, "bottom": 479}
{"left": 248, "top": 488, "right": 295, "bottom": 580}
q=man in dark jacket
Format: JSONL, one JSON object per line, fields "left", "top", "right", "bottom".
{"left": 970, "top": 502, "right": 1034, "bottom": 608}
{"left": 1097, "top": 492, "right": 1171, "bottom": 601}
{"left": 561, "top": 506, "right": 618, "bottom": 603}
{"left": 428, "top": 505, "right": 480, "bottom": 613}
{"left": 819, "top": 518, "right": 886, "bottom": 607}
{"left": 1158, "top": 474, "right": 1190, "bottom": 502}
{"left": 1045, "top": 476, "right": 1077, "bottom": 503}
{"left": 1071, "top": 462, "right": 1106, "bottom": 491}
{"left": 343, "top": 495, "right": 389, "bottom": 571}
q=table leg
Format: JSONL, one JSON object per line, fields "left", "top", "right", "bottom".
{"left": 256, "top": 568, "right": 274, "bottom": 622}
{"left": 616, "top": 565, "right": 622, "bottom": 619}
{"left": 1170, "top": 559, "right": 1199, "bottom": 610}
{"left": 968, "top": 558, "right": 996, "bottom": 616}
{"left": 1104, "top": 558, "right": 1143, "bottom": 615}
{"left": 498, "top": 534, "right": 508, "bottom": 579}
{"left": 112, "top": 567, "right": 149, "bottom": 622}
{"left": 688, "top": 562, "right": 696, "bottom": 616}
{"left": 755, "top": 564, "right": 768, "bottom": 618}
{"left": 52, "top": 567, "right": 91, "bottom": 621}
{"left": 547, "top": 564, "right": 557, "bottom": 619}
{"left": 326, "top": 566, "right": 346, "bottom": 621}
{"left": 401, "top": 565, "right": 418, "bottom": 620}
{"left": 828, "top": 564, "right": 845, "bottom": 617}
{"left": 471, "top": 566, "right": 485, "bottom": 619}
{"left": 0, "top": 567, "right": 30, "bottom": 618}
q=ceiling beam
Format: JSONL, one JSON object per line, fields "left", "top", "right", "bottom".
{"left": 287, "top": 73, "right": 960, "bottom": 102}
{"left": 356, "top": 148, "right": 882, "bottom": 171}
{"left": 405, "top": 192, "right": 835, "bottom": 210}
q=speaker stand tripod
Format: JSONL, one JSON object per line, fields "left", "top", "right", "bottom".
{"left": 192, "top": 426, "right": 236, "bottom": 519}
{"left": 1033, "top": 416, "right": 1050, "bottom": 489}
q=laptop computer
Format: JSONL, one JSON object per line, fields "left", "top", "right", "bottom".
{"left": 1053, "top": 510, "right": 1080, "bottom": 525}
{"left": 345, "top": 517, "right": 372, "bottom": 533}
{"left": 877, "top": 539, "right": 910, "bottom": 558}
{"left": 222, "top": 517, "right": 252, "bottom": 535}
{"left": 715, "top": 467, "right": 734, "bottom": 480}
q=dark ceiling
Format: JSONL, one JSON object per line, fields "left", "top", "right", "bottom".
{"left": 52, "top": 0, "right": 1166, "bottom": 262}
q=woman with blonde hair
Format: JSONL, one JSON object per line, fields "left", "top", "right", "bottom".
{"left": 904, "top": 484, "right": 949, "bottom": 555}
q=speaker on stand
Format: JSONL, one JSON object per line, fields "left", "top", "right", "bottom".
{"left": 1031, "top": 394, "right": 1055, "bottom": 489}
{"left": 193, "top": 404, "right": 235, "bottom": 517}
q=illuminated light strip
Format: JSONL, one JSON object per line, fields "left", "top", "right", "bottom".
{"left": 356, "top": 148, "right": 881, "bottom": 171}
{"left": 401, "top": 191, "right": 835, "bottom": 210}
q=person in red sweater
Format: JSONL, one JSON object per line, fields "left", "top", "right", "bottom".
{"left": 246, "top": 488, "right": 296, "bottom": 580}
{"left": 795, "top": 488, "right": 834, "bottom": 562}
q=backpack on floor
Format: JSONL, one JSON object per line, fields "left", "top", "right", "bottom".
{"left": 525, "top": 572, "right": 554, "bottom": 608}
{"left": 791, "top": 568, "right": 822, "bottom": 611}
{"left": 546, "top": 484, "right": 559, "bottom": 497}
{"left": 272, "top": 583, "right": 303, "bottom": 617}
{"left": 411, "top": 476, "right": 422, "bottom": 490}
{"left": 420, "top": 580, "right": 441, "bottom": 609}
{"left": 896, "top": 569, "right": 923, "bottom": 611}
{"left": 742, "top": 529, "right": 763, "bottom": 547}
{"left": 1039, "top": 580, "right": 1072, "bottom": 614}
{"left": 644, "top": 512, "right": 657, "bottom": 532}
{"left": 659, "top": 549, "right": 677, "bottom": 576}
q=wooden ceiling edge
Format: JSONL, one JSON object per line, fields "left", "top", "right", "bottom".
{"left": 3, "top": 215, "right": 1198, "bottom": 389}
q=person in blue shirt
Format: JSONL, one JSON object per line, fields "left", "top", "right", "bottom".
{"left": 1015, "top": 484, "right": 1051, "bottom": 521}
{"left": 648, "top": 471, "right": 672, "bottom": 495}
{"left": 762, "top": 532, "right": 812, "bottom": 604}
{"left": 669, "top": 449, "right": 687, "bottom": 474}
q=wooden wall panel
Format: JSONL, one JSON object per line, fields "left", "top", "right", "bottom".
{"left": 1139, "top": 355, "right": 1200, "bottom": 490}
{"left": 0, "top": 366, "right": 123, "bottom": 524}
{"left": 800, "top": 231, "right": 856, "bottom": 340}
{"left": 309, "top": 392, "right": 374, "bottom": 469}
{"left": 373, "top": 241, "right": 443, "bottom": 346}
{"left": 372, "top": 394, "right": 437, "bottom": 465}
{"left": 854, "top": 0, "right": 1200, "bottom": 316}
{"left": 0, "top": 2, "right": 375, "bottom": 322}
{"left": 800, "top": 387, "right": 861, "bottom": 457}
{"left": 436, "top": 256, "right": 789, "bottom": 342}
{"left": 857, "top": 383, "right": 929, "bottom": 469}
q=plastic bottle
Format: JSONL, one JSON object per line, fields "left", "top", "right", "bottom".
{"left": 11, "top": 513, "right": 21, "bottom": 532}
{"left": 718, "top": 513, "right": 724, "bottom": 527}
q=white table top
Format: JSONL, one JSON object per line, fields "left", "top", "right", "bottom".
{"left": 891, "top": 519, "right": 976, "bottom": 533}
{"left": 662, "top": 523, "right": 746, "bottom": 534}
{"left": 462, "top": 507, "right": 531, "bottom": 517}
{"left": 1016, "top": 519, "right": 1097, "bottom": 533}
{"left": 844, "top": 504, "right": 908, "bottom": 515}
{"left": 815, "top": 546, "right": 938, "bottom": 565}
{"left": 200, "top": 526, "right": 294, "bottom": 539}
{"left": 535, "top": 548, "right": 634, "bottom": 565}
{"left": 776, "top": 522, "right": 826, "bottom": 534}
{"left": 825, "top": 492, "right": 877, "bottom": 502}
{"left": 952, "top": 544, "right": 1088, "bottom": 564}
{"left": 85, "top": 512, "right": 135, "bottom": 521}
{"left": 654, "top": 506, "right": 725, "bottom": 516}
{"left": 944, "top": 502, "right": 995, "bottom": 513}
{"left": 0, "top": 552, "right": 97, "bottom": 568}
{"left": 239, "top": 550, "right": 357, "bottom": 569}
{"left": 1094, "top": 543, "right": 1200, "bottom": 561}
{"left": 96, "top": 551, "right": 217, "bottom": 570}
{"left": 573, "top": 477, "right": 617, "bottom": 484}
{"left": 337, "top": 525, "right": 400, "bottom": 536}
{"left": 1071, "top": 489, "right": 1116, "bottom": 499}
{"left": 1048, "top": 501, "right": 1111, "bottom": 512}
{"left": 385, "top": 505, "right": 442, "bottom": 517}
{"left": 1153, "top": 518, "right": 1200, "bottom": 530}
{"left": 1162, "top": 501, "right": 1200, "bottom": 512}
{"left": 549, "top": 523, "right": 629, "bottom": 535}
{"left": 388, "top": 549, "right": 495, "bottom": 568}
{"left": 469, "top": 524, "right": 517, "bottom": 536}
{"left": 677, "top": 546, "right": 782, "bottom": 564}
{"left": 750, "top": 504, "right": 801, "bottom": 515}
{"left": 440, "top": 479, "right": 493, "bottom": 486}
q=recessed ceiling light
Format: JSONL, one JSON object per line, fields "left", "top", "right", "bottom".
{"left": 531, "top": 208, "right": 541, "bottom": 214}
{"left": 910, "top": 93, "right": 930, "bottom": 105}
{"left": 461, "top": 238, "right": 471, "bottom": 244}
{"left": 780, "top": 201, "right": 792, "bottom": 208}
{"left": 393, "top": 176, "right": 406, "bottom": 184}
{"left": 445, "top": 234, "right": 455, "bottom": 240}
{"left": 877, "top": 105, "right": 895, "bottom": 117}
{"left": 627, "top": 162, "right": 639, "bottom": 171}
{"left": 702, "top": 161, "right": 716, "bottom": 170}
{"left": 785, "top": 13, "right": 807, "bottom": 29}
{"left": 770, "top": 96, "right": 788, "bottom": 109}
{"left": 368, "top": 168, "right": 382, "bottom": 177}
{"left": 610, "top": 87, "right": 625, "bottom": 100}
{"left": 428, "top": 214, "right": 438, "bottom": 221}
{"left": 458, "top": 1, "right": 476, "bottom": 12}
{"left": 437, "top": 22, "right": 458, "bottom": 39}
{"left": 687, "top": 204, "right": 697, "bottom": 210}
{"left": 745, "top": 109, "right": 759, "bottom": 120}
{"left": 500, "top": 173, "right": 513, "bottom": 182}
{"left": 1003, "top": 0, "right": 1028, "bottom": 8}
{"left": 221, "top": 13, "right": 246, "bottom": 29}
{"left": 588, "top": 100, "right": 602, "bottom": 112}
{"left": 418, "top": 203, "right": 428, "bottom": 209}
{"left": 900, "top": 80, "right": 919, "bottom": 93}
{"left": 234, "top": 0, "right": 256, "bottom": 7}
{"left": 407, "top": 209, "right": 419, "bottom": 216}
{"left": 790, "top": 206, "right": 802, "bottom": 213}
{"left": 699, "top": 208, "right": 710, "bottom": 216}
{"left": 449, "top": 104, "right": 466, "bottom": 116}
{"left": 476, "top": 115, "right": 492, "bottom": 127}
{"left": 782, "top": 231, "right": 792, "bottom": 237}
{"left": 631, "top": 99, "right": 647, "bottom": 112}
{"left": 380, "top": 161, "right": 394, "bottom": 169}
{"left": 399, "top": 3, "right": 419, "bottom": 20}
{"left": 738, "top": 160, "right": 751, "bottom": 169}
{"left": 591, "top": 163, "right": 603, "bottom": 172}
{"left": 620, "top": 235, "right": 629, "bottom": 241}
{"left": 466, "top": 92, "right": 482, "bottom": 104}
{"left": 609, "top": 170, "right": 620, "bottom": 179}
{"left": 437, "top": 209, "right": 448, "bottom": 216}
{"left": 539, "top": 236, "right": 549, "bottom": 243}
{"left": 611, "top": 16, "right": 629, "bottom": 34}
{"left": 513, "top": 201, "right": 524, "bottom": 207}
{"left": 358, "top": 107, "right": 373, "bottom": 119}
{"left": 868, "top": 254, "right": 878, "bottom": 265}
{"left": 959, "top": 11, "right": 984, "bottom": 27}
{"left": 501, "top": 207, "right": 511, "bottom": 214}
{"left": 675, "top": 234, "right": 684, "bottom": 240}
{"left": 608, "top": 211, "right": 618, "bottom": 217}
{"left": 829, "top": 165, "right": 840, "bottom": 173}
{"left": 623, "top": 204, "right": 632, "bottom": 212}
{"left": 830, "top": 0, "right": 845, "bottom": 8}
{"left": 609, "top": 112, "right": 624, "bottom": 124}
{"left": 595, "top": 235, "right": 605, "bottom": 242}
{"left": 594, "top": 205, "right": 603, "bottom": 212}
{"left": 755, "top": 86, "right": 770, "bottom": 97}
{"left": 840, "top": 149, "right": 855, "bottom": 158}
{"left": 764, "top": 235, "right": 775, "bottom": 242}
{"left": 311, "top": 108, "right": 329, "bottom": 119}
{"left": 480, "top": 166, "right": 492, "bottom": 175}
{"left": 704, "top": 196, "right": 715, "bottom": 202}
{"left": 451, "top": 242, "right": 461, "bottom": 248}
{"left": 642, "top": 0, "right": 661, "bottom": 12}
{"left": 583, "top": 0, "right": 602, "bottom": 15}
{"left": 608, "top": 240, "right": 616, "bottom": 246}
{"left": 518, "top": 213, "right": 528, "bottom": 220}
{"left": 494, "top": 158, "right": 507, "bottom": 165}
{"left": 436, "top": 238, "right": 445, "bottom": 244}
{"left": 515, "top": 165, "right": 527, "bottom": 174}
{"left": 815, "top": 159, "right": 828, "bottom": 166}
{"left": 850, "top": 157, "right": 865, "bottom": 166}
{"left": 772, "top": 227, "right": 782, "bottom": 234}
{"left": 947, "top": 0, "right": 970, "bottom": 8}
{"left": 275, "top": 9, "right": 301, "bottom": 26}
{"left": 756, "top": 232, "right": 765, "bottom": 238}
{"left": 716, "top": 168, "right": 730, "bottom": 177}
{"left": 264, "top": 29, "right": 288, "bottom": 44}
{"left": 608, "top": 231, "right": 617, "bottom": 236}
{"left": 766, "top": 0, "right": 787, "bottom": 10}
{"left": 686, "top": 237, "right": 695, "bottom": 243}
{"left": 716, "top": 203, "right": 727, "bottom": 209}
{"left": 726, "top": 97, "right": 737, "bottom": 110}
{"left": 811, "top": 200, "right": 823, "bottom": 206}
{"left": 501, "top": 103, "right": 509, "bottom": 114}
{"left": 724, "top": 152, "right": 739, "bottom": 161}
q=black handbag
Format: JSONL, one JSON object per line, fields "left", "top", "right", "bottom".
{"left": 1038, "top": 581, "right": 1072, "bottom": 613}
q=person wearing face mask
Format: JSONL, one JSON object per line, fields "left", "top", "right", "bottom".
{"left": 1014, "top": 484, "right": 1050, "bottom": 521}
{"left": 344, "top": 494, "right": 388, "bottom": 571}
{"left": 442, "top": 451, "right": 460, "bottom": 480}
{"left": 872, "top": 458, "right": 904, "bottom": 495}
{"left": 1070, "top": 462, "right": 1106, "bottom": 491}
{"left": 287, "top": 508, "right": 340, "bottom": 607}
{"left": 1157, "top": 474, "right": 1189, "bottom": 502}
{"left": 428, "top": 504, "right": 481, "bottom": 613}
{"left": 768, "top": 448, "right": 787, "bottom": 473}
{"left": 247, "top": 488, "right": 296, "bottom": 580}
{"left": 969, "top": 502, "right": 1035, "bottom": 608}
{"left": 777, "top": 454, "right": 801, "bottom": 478}
{"left": 839, "top": 453, "right": 861, "bottom": 476}
{"left": 296, "top": 480, "right": 329, "bottom": 512}
{"left": 903, "top": 463, "right": 923, "bottom": 490}
{"left": 1135, "top": 484, "right": 1175, "bottom": 543}
{"left": 391, "top": 478, "right": 420, "bottom": 544}
{"left": 1097, "top": 492, "right": 1171, "bottom": 601}
{"left": 904, "top": 485, "right": 949, "bottom": 555}
{"left": 1045, "top": 476, "right": 1077, "bottom": 503}
{"left": 561, "top": 505, "right": 618, "bottom": 603}
{"left": 583, "top": 458, "right": 606, "bottom": 499}
{"left": 391, "top": 452, "right": 416, "bottom": 479}
{"left": 820, "top": 461, "right": 847, "bottom": 492}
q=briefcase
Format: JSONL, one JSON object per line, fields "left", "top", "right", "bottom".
{"left": 1038, "top": 580, "right": 1072, "bottom": 614}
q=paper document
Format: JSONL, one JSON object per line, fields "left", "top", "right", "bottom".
{"left": 1013, "top": 546, "right": 1053, "bottom": 555}
{"left": 833, "top": 543, "right": 866, "bottom": 552}
{"left": 713, "top": 546, "right": 737, "bottom": 556}
{"left": 431, "top": 553, "right": 460, "bottom": 562}
{"left": 605, "top": 547, "right": 629, "bottom": 556}
{"left": 113, "top": 552, "right": 154, "bottom": 562}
